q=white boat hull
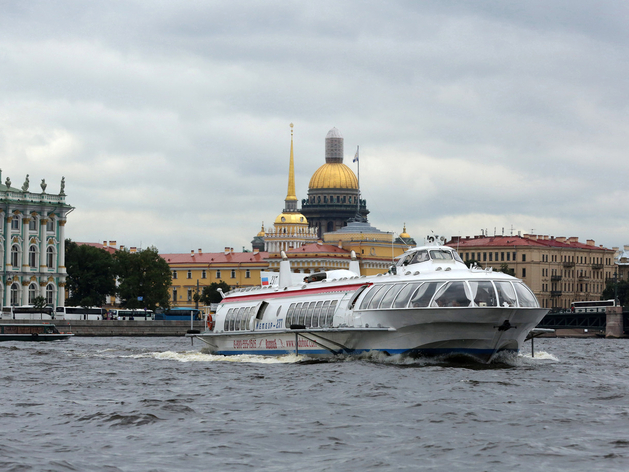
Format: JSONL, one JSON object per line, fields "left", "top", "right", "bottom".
{"left": 194, "top": 307, "right": 547, "bottom": 362}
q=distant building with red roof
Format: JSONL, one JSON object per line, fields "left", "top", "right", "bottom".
{"left": 160, "top": 247, "right": 269, "bottom": 307}
{"left": 446, "top": 234, "right": 615, "bottom": 310}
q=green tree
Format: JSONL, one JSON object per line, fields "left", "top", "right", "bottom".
{"left": 498, "top": 263, "right": 515, "bottom": 276}
{"left": 33, "top": 296, "right": 46, "bottom": 310}
{"left": 65, "top": 239, "right": 117, "bottom": 307}
{"left": 200, "top": 281, "right": 231, "bottom": 305}
{"left": 602, "top": 279, "right": 629, "bottom": 307}
{"left": 115, "top": 246, "right": 172, "bottom": 312}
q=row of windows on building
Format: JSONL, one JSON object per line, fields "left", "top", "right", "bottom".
{"left": 464, "top": 252, "right": 518, "bottom": 262}
{"left": 307, "top": 195, "right": 357, "bottom": 204}
{"left": 4, "top": 218, "right": 56, "bottom": 232}
{"left": 5, "top": 282, "right": 56, "bottom": 305}
{"left": 8, "top": 245, "right": 56, "bottom": 269}
{"left": 540, "top": 268, "right": 606, "bottom": 279}
{"left": 541, "top": 282, "right": 602, "bottom": 293}
{"left": 464, "top": 251, "right": 612, "bottom": 265}
{"left": 172, "top": 269, "right": 251, "bottom": 280}
{"left": 172, "top": 288, "right": 202, "bottom": 302}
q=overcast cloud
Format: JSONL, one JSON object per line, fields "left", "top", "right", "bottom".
{"left": 1, "top": 1, "right": 628, "bottom": 252}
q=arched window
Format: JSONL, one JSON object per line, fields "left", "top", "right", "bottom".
{"left": 29, "top": 246, "right": 37, "bottom": 268}
{"left": 29, "top": 217, "right": 38, "bottom": 231}
{"left": 46, "top": 284, "right": 55, "bottom": 305}
{"left": 28, "top": 283, "right": 37, "bottom": 305}
{"left": 46, "top": 246, "right": 55, "bottom": 269}
{"left": 10, "top": 283, "right": 20, "bottom": 306}
{"left": 11, "top": 245, "right": 20, "bottom": 268}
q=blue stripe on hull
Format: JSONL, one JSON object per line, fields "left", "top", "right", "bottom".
{"left": 213, "top": 347, "right": 519, "bottom": 360}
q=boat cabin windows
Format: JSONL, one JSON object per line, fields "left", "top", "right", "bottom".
{"left": 410, "top": 282, "right": 442, "bottom": 308}
{"left": 399, "top": 248, "right": 463, "bottom": 266}
{"left": 495, "top": 281, "right": 517, "bottom": 307}
{"left": 431, "top": 282, "right": 472, "bottom": 307}
{"left": 392, "top": 283, "right": 422, "bottom": 308}
{"left": 469, "top": 281, "right": 497, "bottom": 307}
{"left": 358, "top": 280, "right": 539, "bottom": 310}
{"left": 367, "top": 285, "right": 392, "bottom": 309}
{"left": 223, "top": 306, "right": 259, "bottom": 332}
{"left": 513, "top": 283, "right": 537, "bottom": 307}
{"left": 378, "top": 283, "right": 407, "bottom": 309}
{"left": 285, "top": 299, "right": 336, "bottom": 329}
{"left": 403, "top": 250, "right": 428, "bottom": 265}
{"left": 429, "top": 250, "right": 453, "bottom": 261}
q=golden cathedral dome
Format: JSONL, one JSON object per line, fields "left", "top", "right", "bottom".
{"left": 309, "top": 163, "right": 358, "bottom": 190}
{"left": 274, "top": 212, "right": 308, "bottom": 225}
{"left": 257, "top": 223, "right": 266, "bottom": 237}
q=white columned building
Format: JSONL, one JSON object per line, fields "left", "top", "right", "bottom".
{"left": 1, "top": 171, "right": 73, "bottom": 308}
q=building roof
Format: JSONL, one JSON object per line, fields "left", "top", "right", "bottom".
{"left": 75, "top": 242, "right": 117, "bottom": 254}
{"left": 448, "top": 235, "right": 613, "bottom": 251}
{"left": 161, "top": 251, "right": 269, "bottom": 265}
{"left": 330, "top": 219, "right": 387, "bottom": 235}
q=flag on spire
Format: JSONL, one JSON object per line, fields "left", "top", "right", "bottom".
{"left": 353, "top": 146, "right": 359, "bottom": 163}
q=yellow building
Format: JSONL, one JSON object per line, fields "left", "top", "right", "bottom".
{"left": 161, "top": 248, "right": 269, "bottom": 307}
{"left": 266, "top": 222, "right": 412, "bottom": 276}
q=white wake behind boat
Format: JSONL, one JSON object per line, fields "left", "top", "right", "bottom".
{"left": 189, "top": 245, "right": 549, "bottom": 362}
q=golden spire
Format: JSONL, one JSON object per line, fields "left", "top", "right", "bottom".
{"left": 285, "top": 123, "right": 298, "bottom": 209}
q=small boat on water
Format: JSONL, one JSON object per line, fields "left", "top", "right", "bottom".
{"left": 188, "top": 244, "right": 549, "bottom": 362}
{"left": 0, "top": 323, "right": 73, "bottom": 341}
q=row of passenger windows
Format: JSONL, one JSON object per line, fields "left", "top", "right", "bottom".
{"left": 358, "top": 280, "right": 539, "bottom": 310}
{"left": 221, "top": 299, "right": 340, "bottom": 332}
{"left": 285, "top": 300, "right": 338, "bottom": 328}
{"left": 223, "top": 306, "right": 259, "bottom": 331}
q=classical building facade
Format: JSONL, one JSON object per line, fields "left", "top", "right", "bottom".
{"left": 1, "top": 171, "right": 73, "bottom": 307}
{"left": 300, "top": 128, "right": 369, "bottom": 238}
{"left": 266, "top": 221, "right": 412, "bottom": 276}
{"left": 447, "top": 234, "right": 615, "bottom": 310}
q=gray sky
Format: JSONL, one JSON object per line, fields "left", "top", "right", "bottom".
{"left": 1, "top": 1, "right": 628, "bottom": 252}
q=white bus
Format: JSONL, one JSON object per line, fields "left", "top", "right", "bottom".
{"left": 55, "top": 306, "right": 107, "bottom": 320}
{"left": 108, "top": 309, "right": 154, "bottom": 320}
{"left": 1, "top": 306, "right": 55, "bottom": 320}
{"left": 571, "top": 299, "right": 617, "bottom": 313}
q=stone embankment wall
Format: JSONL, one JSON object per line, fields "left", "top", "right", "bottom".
{"left": 0, "top": 319, "right": 206, "bottom": 336}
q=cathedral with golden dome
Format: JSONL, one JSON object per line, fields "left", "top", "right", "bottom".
{"left": 253, "top": 124, "right": 413, "bottom": 276}
{"left": 301, "top": 127, "right": 369, "bottom": 238}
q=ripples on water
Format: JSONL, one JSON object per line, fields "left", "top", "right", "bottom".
{"left": 1, "top": 337, "right": 629, "bottom": 471}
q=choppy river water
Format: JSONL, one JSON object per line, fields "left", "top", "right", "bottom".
{"left": 2, "top": 336, "right": 629, "bottom": 471}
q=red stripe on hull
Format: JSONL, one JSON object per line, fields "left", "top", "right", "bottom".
{"left": 223, "top": 283, "right": 370, "bottom": 303}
